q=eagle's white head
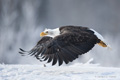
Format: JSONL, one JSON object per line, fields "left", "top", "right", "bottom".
{"left": 40, "top": 28, "right": 60, "bottom": 38}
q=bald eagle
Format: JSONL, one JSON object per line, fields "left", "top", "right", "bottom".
{"left": 19, "top": 25, "right": 109, "bottom": 66}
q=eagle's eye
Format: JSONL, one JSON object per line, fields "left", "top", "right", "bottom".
{"left": 45, "top": 31, "right": 48, "bottom": 33}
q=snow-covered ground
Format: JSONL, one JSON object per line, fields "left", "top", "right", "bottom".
{"left": 0, "top": 59, "right": 120, "bottom": 80}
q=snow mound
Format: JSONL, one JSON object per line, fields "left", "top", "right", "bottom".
{"left": 0, "top": 59, "right": 120, "bottom": 80}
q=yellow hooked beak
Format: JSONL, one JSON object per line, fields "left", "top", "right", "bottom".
{"left": 40, "top": 32, "right": 48, "bottom": 37}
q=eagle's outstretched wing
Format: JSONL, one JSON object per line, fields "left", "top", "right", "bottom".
{"left": 19, "top": 32, "right": 98, "bottom": 66}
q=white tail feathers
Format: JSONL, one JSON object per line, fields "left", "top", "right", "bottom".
{"left": 90, "top": 28, "right": 112, "bottom": 50}
{"left": 90, "top": 28, "right": 105, "bottom": 41}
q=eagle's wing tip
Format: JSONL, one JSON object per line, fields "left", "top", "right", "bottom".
{"left": 19, "top": 51, "right": 26, "bottom": 54}
{"left": 19, "top": 48, "right": 26, "bottom": 52}
{"left": 19, "top": 48, "right": 28, "bottom": 56}
{"left": 19, "top": 48, "right": 30, "bottom": 53}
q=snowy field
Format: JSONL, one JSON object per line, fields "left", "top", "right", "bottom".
{"left": 0, "top": 59, "right": 120, "bottom": 80}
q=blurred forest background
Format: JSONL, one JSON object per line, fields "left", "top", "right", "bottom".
{"left": 0, "top": 0, "right": 120, "bottom": 67}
